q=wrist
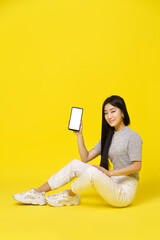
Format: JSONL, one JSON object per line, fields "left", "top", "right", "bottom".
{"left": 77, "top": 133, "right": 82, "bottom": 136}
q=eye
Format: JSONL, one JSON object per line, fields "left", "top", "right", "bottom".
{"left": 104, "top": 111, "right": 115, "bottom": 115}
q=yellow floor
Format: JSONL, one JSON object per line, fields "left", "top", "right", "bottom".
{"left": 1, "top": 174, "right": 160, "bottom": 240}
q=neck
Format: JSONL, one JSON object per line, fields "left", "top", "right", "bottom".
{"left": 114, "top": 123, "right": 126, "bottom": 132}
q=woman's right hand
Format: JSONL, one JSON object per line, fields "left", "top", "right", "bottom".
{"left": 68, "top": 120, "right": 83, "bottom": 136}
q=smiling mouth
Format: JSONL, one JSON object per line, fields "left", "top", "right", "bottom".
{"left": 109, "top": 120, "right": 114, "bottom": 123}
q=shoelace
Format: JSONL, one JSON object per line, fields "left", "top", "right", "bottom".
{"left": 55, "top": 191, "right": 67, "bottom": 196}
{"left": 48, "top": 190, "right": 68, "bottom": 198}
{"left": 28, "top": 189, "right": 45, "bottom": 196}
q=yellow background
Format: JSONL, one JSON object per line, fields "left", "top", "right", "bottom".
{"left": 0, "top": 0, "right": 160, "bottom": 239}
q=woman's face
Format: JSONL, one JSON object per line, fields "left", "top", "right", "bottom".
{"left": 104, "top": 103, "right": 125, "bottom": 130}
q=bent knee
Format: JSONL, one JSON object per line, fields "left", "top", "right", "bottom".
{"left": 71, "top": 159, "right": 81, "bottom": 163}
{"left": 70, "top": 159, "right": 82, "bottom": 166}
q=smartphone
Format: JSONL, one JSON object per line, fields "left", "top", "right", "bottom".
{"left": 68, "top": 107, "right": 83, "bottom": 131}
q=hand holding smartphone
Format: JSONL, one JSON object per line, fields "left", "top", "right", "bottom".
{"left": 68, "top": 107, "right": 83, "bottom": 135}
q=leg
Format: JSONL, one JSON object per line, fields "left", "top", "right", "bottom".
{"left": 36, "top": 159, "right": 91, "bottom": 193}
{"left": 13, "top": 159, "right": 91, "bottom": 206}
{"left": 67, "top": 189, "right": 76, "bottom": 196}
{"left": 35, "top": 182, "right": 76, "bottom": 196}
{"left": 35, "top": 182, "right": 51, "bottom": 193}
{"left": 71, "top": 166, "right": 138, "bottom": 207}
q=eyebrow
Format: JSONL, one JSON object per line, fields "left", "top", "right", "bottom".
{"left": 104, "top": 108, "right": 116, "bottom": 112}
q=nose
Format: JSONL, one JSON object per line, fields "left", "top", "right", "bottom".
{"left": 108, "top": 113, "right": 112, "bottom": 119}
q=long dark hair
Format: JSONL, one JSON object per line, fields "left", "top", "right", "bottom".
{"left": 100, "top": 95, "right": 130, "bottom": 170}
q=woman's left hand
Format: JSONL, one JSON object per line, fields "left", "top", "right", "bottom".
{"left": 91, "top": 165, "right": 112, "bottom": 177}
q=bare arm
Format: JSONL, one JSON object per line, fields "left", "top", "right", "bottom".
{"left": 109, "top": 161, "right": 142, "bottom": 176}
{"left": 76, "top": 133, "right": 88, "bottom": 162}
{"left": 71, "top": 120, "right": 100, "bottom": 163}
{"left": 76, "top": 134, "right": 100, "bottom": 162}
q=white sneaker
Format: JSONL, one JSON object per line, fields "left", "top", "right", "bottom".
{"left": 13, "top": 188, "right": 47, "bottom": 205}
{"left": 46, "top": 190, "right": 80, "bottom": 207}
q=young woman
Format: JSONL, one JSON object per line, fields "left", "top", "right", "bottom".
{"left": 13, "top": 95, "right": 143, "bottom": 208}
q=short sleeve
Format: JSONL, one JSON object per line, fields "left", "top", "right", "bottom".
{"left": 128, "top": 133, "right": 143, "bottom": 161}
{"left": 92, "top": 139, "right": 101, "bottom": 154}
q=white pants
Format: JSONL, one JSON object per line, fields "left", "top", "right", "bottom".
{"left": 47, "top": 159, "right": 138, "bottom": 207}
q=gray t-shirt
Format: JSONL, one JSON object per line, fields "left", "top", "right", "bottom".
{"left": 92, "top": 126, "right": 143, "bottom": 181}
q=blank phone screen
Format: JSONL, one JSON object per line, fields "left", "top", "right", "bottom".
{"left": 68, "top": 107, "right": 83, "bottom": 131}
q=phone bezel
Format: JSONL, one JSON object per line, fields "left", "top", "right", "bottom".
{"left": 68, "top": 107, "right": 83, "bottom": 131}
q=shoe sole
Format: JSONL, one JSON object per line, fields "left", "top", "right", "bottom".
{"left": 46, "top": 197, "right": 80, "bottom": 207}
{"left": 13, "top": 195, "right": 47, "bottom": 205}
